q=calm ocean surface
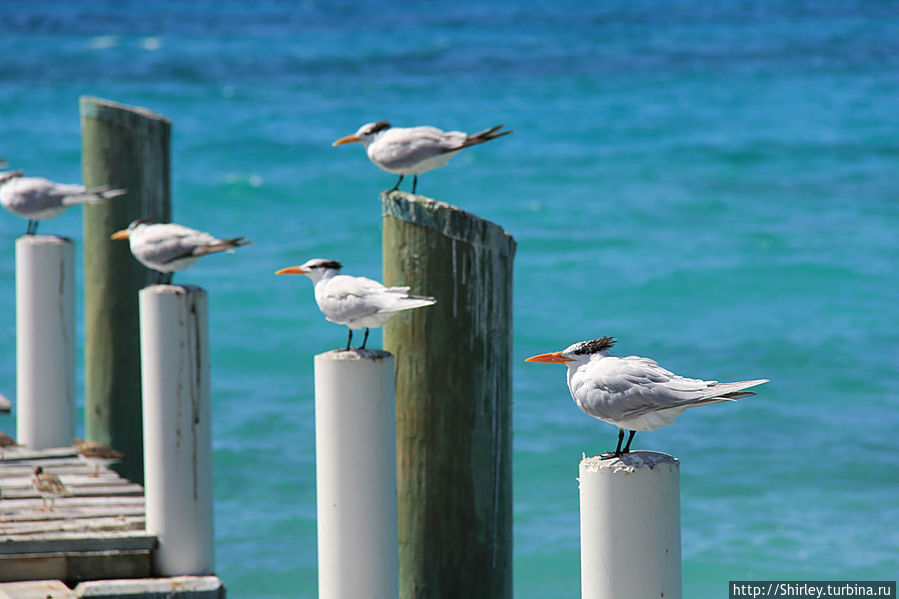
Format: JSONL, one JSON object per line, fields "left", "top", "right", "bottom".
{"left": 1, "top": 1, "right": 897, "bottom": 596}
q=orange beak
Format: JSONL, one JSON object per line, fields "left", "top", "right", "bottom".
{"left": 110, "top": 229, "right": 130, "bottom": 240}
{"left": 275, "top": 265, "right": 309, "bottom": 275}
{"left": 525, "top": 351, "right": 574, "bottom": 364}
{"left": 332, "top": 134, "right": 361, "bottom": 146}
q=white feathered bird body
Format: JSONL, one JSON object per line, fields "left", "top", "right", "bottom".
{"left": 312, "top": 270, "right": 436, "bottom": 330}
{"left": 1, "top": 176, "right": 124, "bottom": 220}
{"left": 567, "top": 352, "right": 768, "bottom": 431}
{"left": 365, "top": 126, "right": 471, "bottom": 175}
{"left": 123, "top": 221, "right": 249, "bottom": 274}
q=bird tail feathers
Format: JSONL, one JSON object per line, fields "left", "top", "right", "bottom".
{"left": 401, "top": 294, "right": 437, "bottom": 309}
{"left": 193, "top": 237, "right": 252, "bottom": 257}
{"left": 681, "top": 379, "right": 769, "bottom": 410}
{"left": 62, "top": 186, "right": 127, "bottom": 205}
{"left": 379, "top": 294, "right": 436, "bottom": 314}
{"left": 461, "top": 125, "right": 514, "bottom": 149}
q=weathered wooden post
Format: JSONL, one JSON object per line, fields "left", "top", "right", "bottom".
{"left": 314, "top": 349, "right": 398, "bottom": 599}
{"left": 140, "top": 285, "right": 215, "bottom": 576}
{"left": 381, "top": 191, "right": 515, "bottom": 599}
{"left": 15, "top": 235, "right": 76, "bottom": 449}
{"left": 81, "top": 96, "right": 171, "bottom": 483}
{"left": 579, "top": 452, "right": 682, "bottom": 599}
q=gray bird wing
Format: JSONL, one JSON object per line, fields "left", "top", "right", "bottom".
{"left": 2, "top": 177, "right": 86, "bottom": 212}
{"left": 373, "top": 127, "right": 468, "bottom": 170}
{"left": 316, "top": 275, "right": 389, "bottom": 325}
{"left": 132, "top": 223, "right": 222, "bottom": 265}
{"left": 576, "top": 356, "right": 766, "bottom": 422}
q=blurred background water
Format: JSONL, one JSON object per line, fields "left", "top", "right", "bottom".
{"left": 1, "top": 1, "right": 897, "bottom": 596}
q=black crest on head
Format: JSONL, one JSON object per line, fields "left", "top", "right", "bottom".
{"left": 129, "top": 218, "right": 155, "bottom": 229}
{"left": 369, "top": 120, "right": 391, "bottom": 133}
{"left": 316, "top": 259, "right": 343, "bottom": 270}
{"left": 571, "top": 336, "right": 616, "bottom": 355}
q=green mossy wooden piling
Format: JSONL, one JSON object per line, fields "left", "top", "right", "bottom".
{"left": 80, "top": 97, "right": 171, "bottom": 484}
{"left": 381, "top": 191, "right": 515, "bottom": 599}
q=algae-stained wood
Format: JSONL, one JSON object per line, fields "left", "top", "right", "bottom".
{"left": 80, "top": 97, "right": 172, "bottom": 484}
{"left": 381, "top": 191, "right": 515, "bottom": 599}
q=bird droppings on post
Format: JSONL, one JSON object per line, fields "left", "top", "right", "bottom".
{"left": 581, "top": 451, "right": 680, "bottom": 475}
{"left": 319, "top": 348, "right": 393, "bottom": 361}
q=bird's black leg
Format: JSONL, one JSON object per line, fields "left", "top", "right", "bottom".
{"left": 160, "top": 272, "right": 173, "bottom": 285}
{"left": 360, "top": 328, "right": 370, "bottom": 349}
{"left": 600, "top": 429, "right": 626, "bottom": 460}
{"left": 26, "top": 220, "right": 35, "bottom": 235}
{"left": 412, "top": 175, "right": 418, "bottom": 194}
{"left": 390, "top": 175, "right": 404, "bottom": 192}
{"left": 32, "top": 220, "right": 39, "bottom": 235}
{"left": 345, "top": 329, "right": 353, "bottom": 351}
{"left": 622, "top": 430, "right": 636, "bottom": 454}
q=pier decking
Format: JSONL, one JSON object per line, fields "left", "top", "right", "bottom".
{"left": 0, "top": 446, "right": 152, "bottom": 584}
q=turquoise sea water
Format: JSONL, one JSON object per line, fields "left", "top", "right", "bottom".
{"left": 1, "top": 2, "right": 897, "bottom": 596}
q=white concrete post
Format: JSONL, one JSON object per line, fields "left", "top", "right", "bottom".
{"left": 313, "top": 349, "right": 398, "bottom": 599}
{"left": 140, "top": 285, "right": 214, "bottom": 576}
{"left": 579, "top": 451, "right": 682, "bottom": 599}
{"left": 16, "top": 235, "right": 76, "bottom": 449}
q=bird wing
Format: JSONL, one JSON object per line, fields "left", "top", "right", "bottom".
{"left": 315, "top": 275, "right": 434, "bottom": 325}
{"left": 316, "top": 275, "right": 389, "bottom": 324}
{"left": 373, "top": 126, "right": 468, "bottom": 169}
{"left": 2, "top": 177, "right": 83, "bottom": 212}
{"left": 35, "top": 473, "right": 69, "bottom": 494}
{"left": 132, "top": 224, "right": 223, "bottom": 265}
{"left": 77, "top": 441, "right": 125, "bottom": 460}
{"left": 574, "top": 356, "right": 765, "bottom": 423}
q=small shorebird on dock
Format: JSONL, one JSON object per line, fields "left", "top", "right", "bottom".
{"left": 527, "top": 336, "right": 768, "bottom": 458}
{"left": 0, "top": 170, "right": 125, "bottom": 235}
{"left": 333, "top": 121, "right": 512, "bottom": 194}
{"left": 112, "top": 219, "right": 251, "bottom": 284}
{"left": 276, "top": 258, "right": 436, "bottom": 350}
{"left": 31, "top": 466, "right": 70, "bottom": 511}
{"left": 73, "top": 438, "right": 125, "bottom": 477}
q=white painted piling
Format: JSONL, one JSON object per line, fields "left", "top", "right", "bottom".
{"left": 313, "top": 349, "right": 398, "bottom": 599}
{"left": 579, "top": 451, "right": 682, "bottom": 599}
{"left": 15, "top": 235, "right": 76, "bottom": 449}
{"left": 140, "top": 285, "right": 214, "bottom": 576}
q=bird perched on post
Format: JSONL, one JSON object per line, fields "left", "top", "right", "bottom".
{"left": 72, "top": 438, "right": 125, "bottom": 477}
{"left": 276, "top": 258, "right": 436, "bottom": 351}
{"left": 333, "top": 121, "right": 513, "bottom": 194}
{"left": 31, "top": 466, "right": 70, "bottom": 511}
{"left": 0, "top": 170, "right": 125, "bottom": 235}
{"left": 112, "top": 219, "right": 251, "bottom": 284}
{"left": 526, "top": 336, "right": 768, "bottom": 458}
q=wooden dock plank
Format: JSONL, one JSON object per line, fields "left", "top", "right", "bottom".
{"left": 1, "top": 483, "right": 144, "bottom": 498}
{"left": 0, "top": 531, "right": 156, "bottom": 555}
{"left": 0, "top": 447, "right": 156, "bottom": 583}
{"left": 0, "top": 516, "right": 145, "bottom": 537}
